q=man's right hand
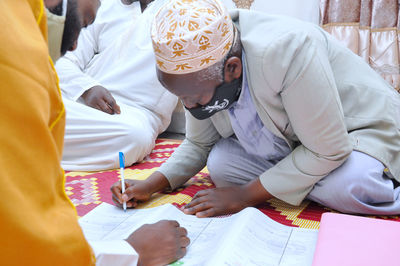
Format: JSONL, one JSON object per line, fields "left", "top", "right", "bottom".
{"left": 111, "top": 179, "right": 153, "bottom": 208}
{"left": 111, "top": 172, "right": 171, "bottom": 209}
{"left": 81, "top": 85, "right": 121, "bottom": 114}
{"left": 126, "top": 220, "right": 190, "bottom": 265}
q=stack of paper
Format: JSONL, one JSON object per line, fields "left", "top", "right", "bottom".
{"left": 80, "top": 203, "right": 318, "bottom": 265}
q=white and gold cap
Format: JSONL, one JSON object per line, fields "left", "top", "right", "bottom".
{"left": 151, "top": 0, "right": 234, "bottom": 74}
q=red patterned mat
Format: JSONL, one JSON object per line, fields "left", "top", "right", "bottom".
{"left": 65, "top": 139, "right": 400, "bottom": 229}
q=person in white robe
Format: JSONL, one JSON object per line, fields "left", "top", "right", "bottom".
{"left": 56, "top": 0, "right": 177, "bottom": 171}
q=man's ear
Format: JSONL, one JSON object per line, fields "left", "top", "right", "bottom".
{"left": 223, "top": 56, "right": 242, "bottom": 82}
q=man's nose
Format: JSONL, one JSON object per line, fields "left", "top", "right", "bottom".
{"left": 182, "top": 99, "right": 199, "bottom": 109}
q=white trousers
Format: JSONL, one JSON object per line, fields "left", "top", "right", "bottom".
{"left": 207, "top": 137, "right": 400, "bottom": 215}
{"left": 62, "top": 98, "right": 163, "bottom": 171}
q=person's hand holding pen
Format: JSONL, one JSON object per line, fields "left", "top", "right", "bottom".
{"left": 111, "top": 171, "right": 171, "bottom": 209}
{"left": 111, "top": 179, "right": 153, "bottom": 208}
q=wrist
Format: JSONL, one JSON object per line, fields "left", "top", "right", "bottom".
{"left": 241, "top": 179, "right": 273, "bottom": 206}
{"left": 144, "top": 171, "right": 170, "bottom": 194}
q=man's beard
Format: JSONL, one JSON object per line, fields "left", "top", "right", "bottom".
{"left": 47, "top": 0, "right": 81, "bottom": 56}
{"left": 61, "top": 0, "right": 81, "bottom": 56}
{"left": 47, "top": 1, "right": 63, "bottom": 15}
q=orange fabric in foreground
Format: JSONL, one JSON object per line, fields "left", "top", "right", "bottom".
{"left": 0, "top": 0, "right": 94, "bottom": 265}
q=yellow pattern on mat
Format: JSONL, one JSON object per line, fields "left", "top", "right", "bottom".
{"left": 157, "top": 139, "right": 183, "bottom": 144}
{"left": 136, "top": 193, "right": 193, "bottom": 209}
{"left": 268, "top": 198, "right": 322, "bottom": 229}
{"left": 122, "top": 168, "right": 158, "bottom": 180}
{"left": 65, "top": 171, "right": 97, "bottom": 177}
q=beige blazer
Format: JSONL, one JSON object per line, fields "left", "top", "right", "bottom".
{"left": 159, "top": 10, "right": 400, "bottom": 205}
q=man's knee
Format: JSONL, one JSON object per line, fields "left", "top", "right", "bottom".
{"left": 309, "top": 161, "right": 389, "bottom": 213}
{"left": 207, "top": 146, "right": 227, "bottom": 185}
{"left": 207, "top": 137, "right": 267, "bottom": 187}
{"left": 121, "top": 122, "right": 154, "bottom": 147}
{"left": 121, "top": 122, "right": 157, "bottom": 162}
{"left": 207, "top": 140, "right": 237, "bottom": 187}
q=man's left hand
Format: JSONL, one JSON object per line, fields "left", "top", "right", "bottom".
{"left": 182, "top": 179, "right": 273, "bottom": 217}
{"left": 182, "top": 186, "right": 250, "bottom": 217}
{"left": 82, "top": 85, "right": 121, "bottom": 114}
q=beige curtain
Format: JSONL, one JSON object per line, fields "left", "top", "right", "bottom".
{"left": 320, "top": 0, "right": 400, "bottom": 92}
{"left": 231, "top": 0, "right": 400, "bottom": 92}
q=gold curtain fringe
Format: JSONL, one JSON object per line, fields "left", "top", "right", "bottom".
{"left": 321, "top": 23, "right": 400, "bottom": 92}
{"left": 319, "top": 0, "right": 400, "bottom": 93}
{"left": 232, "top": 0, "right": 254, "bottom": 9}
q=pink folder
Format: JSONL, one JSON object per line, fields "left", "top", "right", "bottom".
{"left": 312, "top": 212, "right": 400, "bottom": 266}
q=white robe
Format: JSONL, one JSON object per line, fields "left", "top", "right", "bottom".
{"left": 56, "top": 0, "right": 177, "bottom": 171}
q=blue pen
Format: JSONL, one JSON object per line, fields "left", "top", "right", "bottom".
{"left": 119, "top": 152, "right": 127, "bottom": 212}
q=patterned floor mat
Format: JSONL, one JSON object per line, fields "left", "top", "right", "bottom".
{"left": 65, "top": 139, "right": 400, "bottom": 229}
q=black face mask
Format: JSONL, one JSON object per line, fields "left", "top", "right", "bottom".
{"left": 185, "top": 78, "right": 242, "bottom": 120}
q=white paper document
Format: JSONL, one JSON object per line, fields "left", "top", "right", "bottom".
{"left": 79, "top": 203, "right": 318, "bottom": 265}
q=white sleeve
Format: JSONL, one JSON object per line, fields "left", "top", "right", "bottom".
{"left": 89, "top": 240, "right": 139, "bottom": 266}
{"left": 55, "top": 24, "right": 103, "bottom": 101}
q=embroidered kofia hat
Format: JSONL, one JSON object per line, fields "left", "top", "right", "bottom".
{"left": 151, "top": 0, "right": 234, "bottom": 74}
